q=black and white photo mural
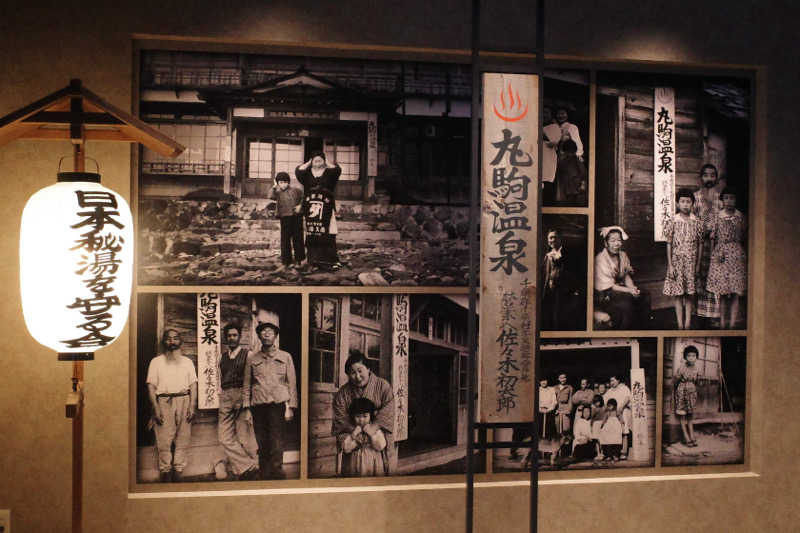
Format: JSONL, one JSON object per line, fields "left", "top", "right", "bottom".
{"left": 136, "top": 51, "right": 475, "bottom": 286}
{"left": 135, "top": 292, "right": 301, "bottom": 483}
{"left": 662, "top": 336, "right": 746, "bottom": 466}
{"left": 495, "top": 338, "right": 657, "bottom": 472}
{"left": 307, "top": 293, "right": 483, "bottom": 477}
{"left": 594, "top": 72, "right": 749, "bottom": 331}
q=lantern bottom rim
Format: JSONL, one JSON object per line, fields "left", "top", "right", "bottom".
{"left": 58, "top": 352, "right": 94, "bottom": 361}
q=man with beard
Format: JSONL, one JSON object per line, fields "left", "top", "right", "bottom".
{"left": 146, "top": 328, "right": 197, "bottom": 482}
{"left": 218, "top": 324, "right": 259, "bottom": 480}
{"left": 694, "top": 164, "right": 726, "bottom": 327}
{"left": 243, "top": 322, "right": 298, "bottom": 479}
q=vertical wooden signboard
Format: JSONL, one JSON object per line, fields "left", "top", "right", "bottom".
{"left": 479, "top": 73, "right": 538, "bottom": 423}
{"left": 197, "top": 293, "right": 221, "bottom": 409}
{"left": 630, "top": 367, "right": 649, "bottom": 461}
{"left": 392, "top": 294, "right": 410, "bottom": 441}
{"left": 654, "top": 87, "right": 676, "bottom": 242}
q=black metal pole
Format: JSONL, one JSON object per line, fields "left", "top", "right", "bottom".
{"left": 531, "top": 1, "right": 545, "bottom": 532}
{"left": 466, "top": 0, "right": 481, "bottom": 531}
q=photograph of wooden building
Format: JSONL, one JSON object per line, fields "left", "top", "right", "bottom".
{"left": 135, "top": 293, "right": 301, "bottom": 482}
{"left": 308, "top": 293, "right": 481, "bottom": 477}
{"left": 662, "top": 337, "right": 746, "bottom": 466}
{"left": 594, "top": 73, "right": 750, "bottom": 330}
{"left": 495, "top": 338, "right": 656, "bottom": 472}
{"left": 137, "top": 51, "right": 474, "bottom": 286}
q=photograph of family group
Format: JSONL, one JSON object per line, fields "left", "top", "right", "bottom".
{"left": 495, "top": 338, "right": 657, "bottom": 472}
{"left": 594, "top": 72, "right": 749, "bottom": 330}
{"left": 135, "top": 293, "right": 301, "bottom": 483}
{"left": 136, "top": 50, "right": 476, "bottom": 286}
{"left": 662, "top": 336, "right": 746, "bottom": 466}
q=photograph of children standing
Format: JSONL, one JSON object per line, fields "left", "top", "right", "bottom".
{"left": 595, "top": 72, "right": 750, "bottom": 330}
{"left": 662, "top": 337, "right": 746, "bottom": 466}
{"left": 495, "top": 338, "right": 656, "bottom": 472}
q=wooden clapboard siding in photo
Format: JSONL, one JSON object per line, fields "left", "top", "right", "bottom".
{"left": 599, "top": 84, "right": 707, "bottom": 310}
{"left": 309, "top": 390, "right": 338, "bottom": 477}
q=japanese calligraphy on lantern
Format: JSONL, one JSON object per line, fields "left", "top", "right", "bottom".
{"left": 654, "top": 87, "right": 676, "bottom": 242}
{"left": 630, "top": 368, "right": 649, "bottom": 461}
{"left": 391, "top": 294, "right": 409, "bottom": 441}
{"left": 197, "top": 293, "right": 221, "bottom": 409}
{"left": 480, "top": 73, "right": 538, "bottom": 423}
{"left": 62, "top": 189, "right": 128, "bottom": 350}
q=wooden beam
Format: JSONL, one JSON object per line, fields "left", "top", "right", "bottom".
{"left": 81, "top": 87, "right": 184, "bottom": 156}
{"left": 23, "top": 111, "right": 124, "bottom": 126}
{"left": 0, "top": 89, "right": 73, "bottom": 130}
{"left": 0, "top": 80, "right": 184, "bottom": 158}
{"left": 119, "top": 124, "right": 182, "bottom": 158}
{"left": 0, "top": 122, "right": 42, "bottom": 146}
{"left": 18, "top": 129, "right": 133, "bottom": 142}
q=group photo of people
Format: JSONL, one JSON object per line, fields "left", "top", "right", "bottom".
{"left": 496, "top": 338, "right": 657, "bottom": 472}
{"left": 662, "top": 337, "right": 746, "bottom": 466}
{"left": 135, "top": 293, "right": 301, "bottom": 483}
{"left": 594, "top": 72, "right": 749, "bottom": 330}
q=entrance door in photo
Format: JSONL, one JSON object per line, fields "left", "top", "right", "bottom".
{"left": 401, "top": 341, "right": 457, "bottom": 457}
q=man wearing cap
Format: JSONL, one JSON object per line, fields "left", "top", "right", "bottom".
{"left": 146, "top": 328, "right": 197, "bottom": 482}
{"left": 218, "top": 323, "right": 259, "bottom": 480}
{"left": 243, "top": 321, "right": 298, "bottom": 479}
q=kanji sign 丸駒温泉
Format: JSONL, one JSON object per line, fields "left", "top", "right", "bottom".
{"left": 479, "top": 73, "right": 538, "bottom": 423}
{"left": 654, "top": 87, "right": 676, "bottom": 242}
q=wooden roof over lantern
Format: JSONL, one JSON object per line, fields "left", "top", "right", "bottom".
{"left": 0, "top": 79, "right": 184, "bottom": 158}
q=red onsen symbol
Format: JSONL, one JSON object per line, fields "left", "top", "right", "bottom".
{"left": 492, "top": 82, "right": 529, "bottom": 122}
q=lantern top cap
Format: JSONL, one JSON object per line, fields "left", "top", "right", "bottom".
{"left": 0, "top": 79, "right": 185, "bottom": 158}
{"left": 57, "top": 172, "right": 101, "bottom": 183}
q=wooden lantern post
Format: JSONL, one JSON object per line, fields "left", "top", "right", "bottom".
{"left": 0, "top": 79, "right": 184, "bottom": 533}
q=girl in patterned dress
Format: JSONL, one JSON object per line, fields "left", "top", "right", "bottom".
{"left": 706, "top": 187, "right": 747, "bottom": 329}
{"left": 663, "top": 188, "right": 704, "bottom": 329}
{"left": 340, "top": 397, "right": 387, "bottom": 477}
{"left": 673, "top": 345, "right": 700, "bottom": 447}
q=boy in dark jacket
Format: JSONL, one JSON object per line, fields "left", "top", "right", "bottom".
{"left": 269, "top": 172, "right": 305, "bottom": 268}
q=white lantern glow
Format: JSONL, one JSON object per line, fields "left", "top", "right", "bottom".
{"left": 20, "top": 173, "right": 134, "bottom": 360}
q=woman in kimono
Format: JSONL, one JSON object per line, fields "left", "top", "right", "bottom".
{"left": 593, "top": 225, "right": 651, "bottom": 329}
{"left": 295, "top": 152, "right": 342, "bottom": 270}
{"left": 332, "top": 351, "right": 395, "bottom": 475}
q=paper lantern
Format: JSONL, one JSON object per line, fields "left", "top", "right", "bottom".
{"left": 20, "top": 172, "right": 134, "bottom": 360}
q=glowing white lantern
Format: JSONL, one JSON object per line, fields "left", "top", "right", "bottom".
{"left": 20, "top": 172, "right": 134, "bottom": 360}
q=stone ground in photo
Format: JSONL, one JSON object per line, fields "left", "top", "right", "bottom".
{"left": 661, "top": 422, "right": 745, "bottom": 466}
{"left": 138, "top": 199, "right": 472, "bottom": 286}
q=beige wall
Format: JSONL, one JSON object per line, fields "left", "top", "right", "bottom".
{"left": 0, "top": 1, "right": 796, "bottom": 531}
